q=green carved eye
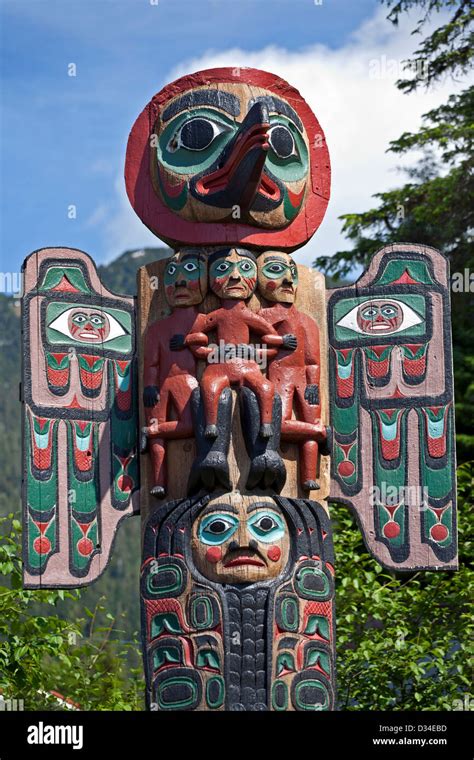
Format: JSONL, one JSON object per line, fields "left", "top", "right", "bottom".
{"left": 72, "top": 313, "right": 87, "bottom": 324}
{"left": 381, "top": 305, "right": 397, "bottom": 317}
{"left": 89, "top": 314, "right": 105, "bottom": 327}
{"left": 265, "top": 116, "right": 308, "bottom": 183}
{"left": 183, "top": 261, "right": 198, "bottom": 273}
{"left": 361, "top": 306, "right": 379, "bottom": 320}
{"left": 199, "top": 513, "right": 239, "bottom": 546}
{"left": 268, "top": 125, "right": 297, "bottom": 159}
{"left": 248, "top": 510, "right": 285, "bottom": 543}
{"left": 264, "top": 262, "right": 286, "bottom": 277}
{"left": 262, "top": 261, "right": 298, "bottom": 284}
{"left": 167, "top": 116, "right": 232, "bottom": 153}
{"left": 238, "top": 260, "right": 256, "bottom": 276}
{"left": 211, "top": 260, "right": 231, "bottom": 276}
{"left": 158, "top": 108, "right": 237, "bottom": 175}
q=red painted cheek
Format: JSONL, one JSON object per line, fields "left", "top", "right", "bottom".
{"left": 165, "top": 285, "right": 175, "bottom": 299}
{"left": 267, "top": 545, "right": 281, "bottom": 562}
{"left": 205, "top": 546, "right": 222, "bottom": 564}
{"left": 265, "top": 281, "right": 277, "bottom": 292}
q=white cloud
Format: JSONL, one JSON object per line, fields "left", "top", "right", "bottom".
{"left": 98, "top": 5, "right": 471, "bottom": 267}
{"left": 100, "top": 174, "right": 165, "bottom": 262}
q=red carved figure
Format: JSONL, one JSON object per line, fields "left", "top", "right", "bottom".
{"left": 258, "top": 251, "right": 327, "bottom": 490}
{"left": 173, "top": 248, "right": 296, "bottom": 440}
{"left": 142, "top": 249, "right": 208, "bottom": 497}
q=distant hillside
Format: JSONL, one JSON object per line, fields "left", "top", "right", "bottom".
{"left": 97, "top": 247, "right": 172, "bottom": 295}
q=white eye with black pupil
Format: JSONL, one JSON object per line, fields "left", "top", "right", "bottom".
{"left": 268, "top": 125, "right": 296, "bottom": 159}
{"left": 208, "top": 520, "right": 228, "bottom": 534}
{"left": 241, "top": 261, "right": 252, "bottom": 271}
{"left": 255, "top": 516, "right": 276, "bottom": 532}
{"left": 168, "top": 117, "right": 230, "bottom": 153}
{"left": 184, "top": 262, "right": 198, "bottom": 272}
{"left": 167, "top": 264, "right": 177, "bottom": 275}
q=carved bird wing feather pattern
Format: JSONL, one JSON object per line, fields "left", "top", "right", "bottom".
{"left": 327, "top": 243, "right": 457, "bottom": 571}
{"left": 22, "top": 248, "right": 140, "bottom": 587}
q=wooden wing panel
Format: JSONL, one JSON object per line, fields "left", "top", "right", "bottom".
{"left": 327, "top": 244, "right": 457, "bottom": 571}
{"left": 22, "top": 248, "right": 139, "bottom": 587}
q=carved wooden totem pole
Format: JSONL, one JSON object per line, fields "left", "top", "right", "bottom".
{"left": 22, "top": 67, "right": 458, "bottom": 711}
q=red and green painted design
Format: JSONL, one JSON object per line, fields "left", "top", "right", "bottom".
{"left": 66, "top": 420, "right": 100, "bottom": 576}
{"left": 45, "top": 352, "right": 71, "bottom": 395}
{"left": 24, "top": 411, "right": 59, "bottom": 574}
{"left": 77, "top": 354, "right": 106, "bottom": 398}
{"left": 363, "top": 345, "right": 394, "bottom": 383}
{"left": 39, "top": 265, "right": 91, "bottom": 294}
{"left": 328, "top": 247, "right": 457, "bottom": 569}
{"left": 110, "top": 360, "right": 138, "bottom": 509}
{"left": 400, "top": 344, "right": 428, "bottom": 384}
{"left": 333, "top": 347, "right": 356, "bottom": 399}
{"left": 333, "top": 436, "right": 359, "bottom": 491}
{"left": 374, "top": 258, "right": 435, "bottom": 287}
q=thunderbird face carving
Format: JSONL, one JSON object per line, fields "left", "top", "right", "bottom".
{"left": 125, "top": 67, "right": 330, "bottom": 250}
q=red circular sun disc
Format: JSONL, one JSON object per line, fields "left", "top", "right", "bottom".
{"left": 125, "top": 67, "right": 331, "bottom": 251}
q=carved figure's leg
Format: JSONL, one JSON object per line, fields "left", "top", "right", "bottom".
{"left": 148, "top": 438, "right": 166, "bottom": 498}
{"left": 242, "top": 365, "right": 275, "bottom": 437}
{"left": 188, "top": 386, "right": 232, "bottom": 494}
{"left": 144, "top": 388, "right": 170, "bottom": 498}
{"left": 157, "top": 376, "right": 197, "bottom": 438}
{"left": 239, "top": 386, "right": 286, "bottom": 492}
{"left": 200, "top": 365, "right": 231, "bottom": 439}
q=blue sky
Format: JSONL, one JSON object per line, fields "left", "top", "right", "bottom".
{"left": 0, "top": 0, "right": 381, "bottom": 276}
{"left": 0, "top": 0, "right": 460, "bottom": 280}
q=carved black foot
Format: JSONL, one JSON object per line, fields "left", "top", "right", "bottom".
{"left": 240, "top": 387, "right": 286, "bottom": 493}
{"left": 150, "top": 485, "right": 165, "bottom": 498}
{"left": 319, "top": 426, "right": 333, "bottom": 457}
{"left": 188, "top": 386, "right": 232, "bottom": 495}
{"left": 303, "top": 479, "right": 320, "bottom": 491}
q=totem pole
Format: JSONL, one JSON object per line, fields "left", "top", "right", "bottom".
{"left": 21, "top": 67, "right": 457, "bottom": 711}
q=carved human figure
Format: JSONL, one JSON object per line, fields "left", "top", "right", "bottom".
{"left": 142, "top": 249, "right": 208, "bottom": 497}
{"left": 258, "top": 251, "right": 327, "bottom": 490}
{"left": 172, "top": 247, "right": 297, "bottom": 440}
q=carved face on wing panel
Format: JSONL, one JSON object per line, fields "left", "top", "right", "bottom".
{"left": 336, "top": 298, "right": 424, "bottom": 337}
{"left": 47, "top": 304, "right": 130, "bottom": 349}
{"left": 164, "top": 249, "right": 208, "bottom": 308}
{"left": 257, "top": 251, "right": 299, "bottom": 303}
{"left": 192, "top": 494, "right": 289, "bottom": 583}
{"left": 125, "top": 68, "right": 330, "bottom": 250}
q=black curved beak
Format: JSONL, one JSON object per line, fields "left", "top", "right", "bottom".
{"left": 191, "top": 102, "right": 271, "bottom": 215}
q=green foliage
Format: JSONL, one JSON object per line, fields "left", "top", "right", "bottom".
{"left": 335, "top": 462, "right": 473, "bottom": 709}
{"left": 383, "top": 0, "right": 473, "bottom": 92}
{"left": 0, "top": 513, "right": 144, "bottom": 710}
{"left": 315, "top": 0, "right": 474, "bottom": 460}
